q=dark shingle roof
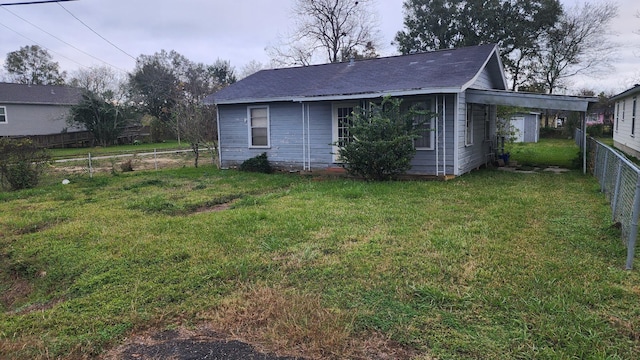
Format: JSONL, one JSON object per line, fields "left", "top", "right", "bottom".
{"left": 208, "top": 44, "right": 503, "bottom": 104}
{"left": 0, "top": 82, "right": 82, "bottom": 105}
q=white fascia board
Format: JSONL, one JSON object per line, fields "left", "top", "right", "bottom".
{"left": 215, "top": 88, "right": 464, "bottom": 105}
{"left": 293, "top": 88, "right": 463, "bottom": 102}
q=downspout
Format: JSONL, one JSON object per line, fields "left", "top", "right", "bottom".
{"left": 583, "top": 111, "right": 587, "bottom": 174}
{"left": 307, "top": 103, "right": 311, "bottom": 170}
{"left": 216, "top": 105, "right": 223, "bottom": 169}
{"left": 443, "top": 95, "right": 447, "bottom": 177}
{"left": 435, "top": 95, "right": 440, "bottom": 176}
{"left": 301, "top": 103, "right": 306, "bottom": 170}
{"left": 453, "top": 93, "right": 460, "bottom": 175}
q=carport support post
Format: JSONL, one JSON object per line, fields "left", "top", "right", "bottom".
{"left": 626, "top": 177, "right": 640, "bottom": 270}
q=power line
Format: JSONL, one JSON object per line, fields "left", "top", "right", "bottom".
{"left": 0, "top": 0, "right": 77, "bottom": 6}
{"left": 0, "top": 20, "right": 88, "bottom": 69}
{"left": 1, "top": 5, "right": 127, "bottom": 72}
{"left": 57, "top": 2, "right": 136, "bottom": 61}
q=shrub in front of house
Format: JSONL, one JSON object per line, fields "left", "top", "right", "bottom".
{"left": 335, "top": 97, "right": 428, "bottom": 181}
{"left": 239, "top": 152, "right": 273, "bottom": 174}
{"left": 0, "top": 138, "right": 51, "bottom": 191}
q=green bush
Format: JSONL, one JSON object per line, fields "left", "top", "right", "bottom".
{"left": 239, "top": 152, "right": 273, "bottom": 173}
{"left": 335, "top": 97, "right": 427, "bottom": 181}
{"left": 0, "top": 138, "right": 51, "bottom": 190}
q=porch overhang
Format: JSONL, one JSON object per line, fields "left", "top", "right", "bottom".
{"left": 466, "top": 89, "right": 597, "bottom": 112}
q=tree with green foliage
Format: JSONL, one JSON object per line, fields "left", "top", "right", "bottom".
{"left": 128, "top": 51, "right": 235, "bottom": 166}
{"left": 0, "top": 138, "right": 50, "bottom": 190}
{"left": 4, "top": 45, "right": 66, "bottom": 85}
{"left": 68, "top": 92, "right": 132, "bottom": 147}
{"left": 335, "top": 97, "right": 429, "bottom": 181}
{"left": 394, "top": 0, "right": 562, "bottom": 91}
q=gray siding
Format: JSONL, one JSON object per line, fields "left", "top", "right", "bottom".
{"left": 0, "top": 103, "right": 81, "bottom": 136}
{"left": 458, "top": 100, "right": 495, "bottom": 175}
{"left": 218, "top": 94, "right": 497, "bottom": 177}
{"left": 408, "top": 94, "right": 456, "bottom": 175}
{"left": 471, "top": 68, "right": 495, "bottom": 90}
{"left": 218, "top": 102, "right": 334, "bottom": 169}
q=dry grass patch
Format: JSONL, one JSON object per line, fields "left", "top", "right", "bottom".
{"left": 203, "top": 285, "right": 419, "bottom": 360}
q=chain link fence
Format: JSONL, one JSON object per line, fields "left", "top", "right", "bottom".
{"left": 577, "top": 129, "right": 640, "bottom": 269}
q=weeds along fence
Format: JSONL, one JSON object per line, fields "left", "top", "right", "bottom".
{"left": 53, "top": 149, "right": 196, "bottom": 178}
{"left": 576, "top": 129, "right": 640, "bottom": 270}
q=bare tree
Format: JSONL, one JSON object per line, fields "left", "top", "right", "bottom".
{"left": 238, "top": 60, "right": 268, "bottom": 79}
{"left": 69, "top": 66, "right": 127, "bottom": 102}
{"left": 533, "top": 1, "right": 618, "bottom": 94}
{"left": 268, "top": 0, "right": 381, "bottom": 66}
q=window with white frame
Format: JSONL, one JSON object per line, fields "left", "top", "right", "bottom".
{"left": 616, "top": 102, "right": 619, "bottom": 132}
{"left": 407, "top": 100, "right": 434, "bottom": 150}
{"left": 633, "top": 97, "right": 637, "bottom": 136}
{"left": 483, "top": 106, "right": 491, "bottom": 141}
{"left": 0, "top": 106, "right": 6, "bottom": 123}
{"left": 334, "top": 103, "right": 356, "bottom": 147}
{"left": 248, "top": 106, "right": 269, "bottom": 147}
{"left": 466, "top": 103, "right": 474, "bottom": 146}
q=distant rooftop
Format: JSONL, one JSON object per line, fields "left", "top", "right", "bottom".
{"left": 0, "top": 82, "right": 82, "bottom": 105}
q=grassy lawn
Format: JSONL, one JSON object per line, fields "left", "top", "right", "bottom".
{"left": 506, "top": 138, "right": 580, "bottom": 168}
{"left": 47, "top": 140, "right": 191, "bottom": 160}
{"left": 1, "top": 151, "right": 639, "bottom": 358}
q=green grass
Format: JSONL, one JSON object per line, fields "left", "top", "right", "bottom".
{"left": 506, "top": 138, "right": 579, "bottom": 168}
{"left": 1, "top": 160, "right": 639, "bottom": 359}
{"left": 47, "top": 140, "right": 191, "bottom": 160}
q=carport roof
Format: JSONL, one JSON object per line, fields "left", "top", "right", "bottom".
{"left": 466, "top": 89, "right": 597, "bottom": 112}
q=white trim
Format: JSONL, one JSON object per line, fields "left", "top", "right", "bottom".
{"left": 453, "top": 93, "right": 460, "bottom": 176}
{"left": 213, "top": 88, "right": 464, "bottom": 105}
{"left": 0, "top": 106, "right": 7, "bottom": 123}
{"left": 332, "top": 101, "right": 359, "bottom": 162}
{"left": 405, "top": 98, "right": 435, "bottom": 151}
{"left": 247, "top": 105, "right": 270, "bottom": 148}
{"left": 216, "top": 106, "right": 222, "bottom": 166}
{"left": 465, "top": 103, "right": 474, "bottom": 146}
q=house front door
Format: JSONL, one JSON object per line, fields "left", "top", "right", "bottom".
{"left": 332, "top": 102, "right": 358, "bottom": 162}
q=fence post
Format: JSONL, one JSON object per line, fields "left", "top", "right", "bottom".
{"left": 88, "top": 152, "right": 93, "bottom": 178}
{"left": 612, "top": 161, "right": 623, "bottom": 222}
{"left": 600, "top": 149, "right": 608, "bottom": 193}
{"left": 626, "top": 175, "right": 640, "bottom": 270}
{"left": 154, "top": 149, "right": 158, "bottom": 171}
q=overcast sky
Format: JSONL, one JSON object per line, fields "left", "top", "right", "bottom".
{"left": 0, "top": 0, "right": 638, "bottom": 94}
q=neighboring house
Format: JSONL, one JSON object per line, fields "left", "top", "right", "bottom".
{"left": 0, "top": 82, "right": 86, "bottom": 147}
{"left": 507, "top": 112, "right": 540, "bottom": 143}
{"left": 612, "top": 84, "right": 640, "bottom": 159}
{"left": 207, "top": 44, "right": 595, "bottom": 177}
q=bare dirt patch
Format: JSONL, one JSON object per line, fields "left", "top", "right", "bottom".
{"left": 102, "top": 326, "right": 302, "bottom": 360}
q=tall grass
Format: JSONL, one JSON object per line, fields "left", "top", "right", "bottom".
{"left": 1, "top": 164, "right": 638, "bottom": 359}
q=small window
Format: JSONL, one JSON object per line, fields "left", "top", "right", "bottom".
{"left": 0, "top": 106, "right": 6, "bottom": 123}
{"left": 408, "top": 101, "right": 434, "bottom": 150}
{"left": 484, "top": 106, "right": 491, "bottom": 141}
{"left": 248, "top": 106, "right": 269, "bottom": 147}
{"left": 632, "top": 97, "right": 637, "bottom": 137}
{"left": 466, "top": 103, "right": 474, "bottom": 146}
{"left": 616, "top": 102, "right": 619, "bottom": 132}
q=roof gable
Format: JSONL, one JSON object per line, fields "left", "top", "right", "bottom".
{"left": 208, "top": 44, "right": 506, "bottom": 104}
{"left": 0, "top": 82, "right": 83, "bottom": 105}
{"left": 612, "top": 84, "right": 640, "bottom": 101}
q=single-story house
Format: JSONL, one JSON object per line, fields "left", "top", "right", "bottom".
{"left": 206, "top": 44, "right": 596, "bottom": 177}
{"left": 0, "top": 82, "right": 86, "bottom": 147}
{"left": 612, "top": 84, "right": 640, "bottom": 158}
